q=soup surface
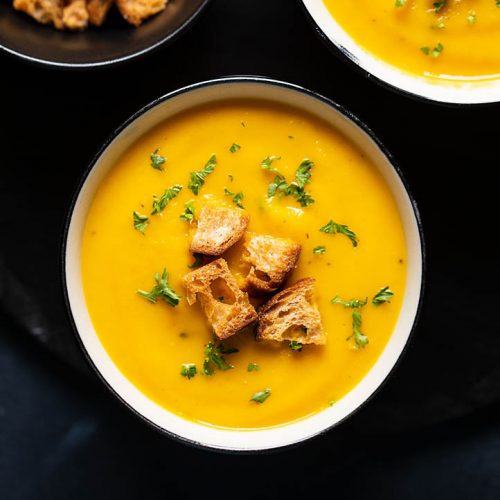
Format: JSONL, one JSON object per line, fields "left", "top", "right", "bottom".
{"left": 323, "top": 0, "right": 500, "bottom": 80}
{"left": 81, "top": 99, "right": 407, "bottom": 429}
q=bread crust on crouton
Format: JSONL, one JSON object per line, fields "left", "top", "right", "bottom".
{"left": 257, "top": 277, "right": 325, "bottom": 345}
{"left": 190, "top": 205, "right": 250, "bottom": 257}
{"left": 13, "top": 0, "right": 64, "bottom": 29}
{"left": 241, "top": 234, "right": 301, "bottom": 295}
{"left": 87, "top": 0, "right": 113, "bottom": 26}
{"left": 116, "top": 0, "right": 167, "bottom": 26}
{"left": 183, "top": 258, "right": 257, "bottom": 340}
{"left": 63, "top": 0, "right": 88, "bottom": 30}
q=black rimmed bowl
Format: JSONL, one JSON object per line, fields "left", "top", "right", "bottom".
{"left": 0, "top": 0, "right": 210, "bottom": 68}
{"left": 63, "top": 77, "right": 425, "bottom": 452}
{"left": 299, "top": 0, "right": 500, "bottom": 105}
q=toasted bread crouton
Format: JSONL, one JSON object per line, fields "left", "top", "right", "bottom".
{"left": 116, "top": 0, "right": 166, "bottom": 26}
{"left": 87, "top": 0, "right": 113, "bottom": 26}
{"left": 241, "top": 234, "right": 301, "bottom": 295}
{"left": 190, "top": 205, "right": 250, "bottom": 256}
{"left": 13, "top": 0, "right": 64, "bottom": 29}
{"left": 183, "top": 258, "right": 257, "bottom": 340}
{"left": 257, "top": 278, "right": 325, "bottom": 345}
{"left": 62, "top": 0, "right": 88, "bottom": 30}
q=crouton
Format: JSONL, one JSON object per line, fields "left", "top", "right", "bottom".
{"left": 87, "top": 0, "right": 113, "bottom": 26}
{"left": 62, "top": 0, "right": 88, "bottom": 30}
{"left": 257, "top": 278, "right": 325, "bottom": 345}
{"left": 183, "top": 258, "right": 257, "bottom": 340}
{"left": 190, "top": 205, "right": 250, "bottom": 257}
{"left": 241, "top": 234, "right": 301, "bottom": 295}
{"left": 13, "top": 0, "right": 64, "bottom": 29}
{"left": 116, "top": 0, "right": 167, "bottom": 26}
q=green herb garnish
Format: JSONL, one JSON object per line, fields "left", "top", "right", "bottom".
{"left": 348, "top": 310, "right": 369, "bottom": 349}
{"left": 372, "top": 286, "right": 394, "bottom": 306}
{"left": 188, "top": 154, "right": 217, "bottom": 195}
{"left": 203, "top": 342, "right": 238, "bottom": 376}
{"left": 313, "top": 245, "right": 326, "bottom": 254}
{"left": 395, "top": 0, "right": 406, "bottom": 6}
{"left": 133, "top": 211, "right": 149, "bottom": 234}
{"left": 421, "top": 42, "right": 444, "bottom": 58}
{"left": 261, "top": 155, "right": 281, "bottom": 172}
{"left": 250, "top": 388, "right": 271, "bottom": 404}
{"left": 150, "top": 148, "right": 166, "bottom": 170}
{"left": 289, "top": 340, "right": 303, "bottom": 351}
{"left": 467, "top": 13, "right": 476, "bottom": 24}
{"left": 180, "top": 363, "right": 197, "bottom": 380}
{"left": 179, "top": 201, "right": 195, "bottom": 223}
{"left": 137, "top": 269, "right": 180, "bottom": 307}
{"left": 151, "top": 185, "right": 182, "bottom": 215}
{"left": 247, "top": 362, "right": 260, "bottom": 372}
{"left": 320, "top": 220, "right": 358, "bottom": 247}
{"left": 331, "top": 296, "right": 368, "bottom": 308}
{"left": 224, "top": 187, "right": 244, "bottom": 209}
{"left": 229, "top": 143, "right": 241, "bottom": 153}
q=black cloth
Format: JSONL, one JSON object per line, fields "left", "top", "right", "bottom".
{"left": 1, "top": 0, "right": 500, "bottom": 441}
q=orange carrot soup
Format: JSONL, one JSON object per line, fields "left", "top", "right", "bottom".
{"left": 323, "top": 0, "right": 500, "bottom": 81}
{"left": 81, "top": 99, "right": 407, "bottom": 429}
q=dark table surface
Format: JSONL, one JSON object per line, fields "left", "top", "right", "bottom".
{"left": 1, "top": 0, "right": 500, "bottom": 498}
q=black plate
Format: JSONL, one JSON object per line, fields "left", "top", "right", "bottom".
{"left": 0, "top": 0, "right": 210, "bottom": 68}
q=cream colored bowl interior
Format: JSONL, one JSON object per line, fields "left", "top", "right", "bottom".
{"left": 65, "top": 79, "right": 423, "bottom": 451}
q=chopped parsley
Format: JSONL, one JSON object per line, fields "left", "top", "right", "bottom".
{"left": 133, "top": 211, "right": 149, "bottom": 234}
{"left": 137, "top": 269, "right": 180, "bottom": 307}
{"left": 263, "top": 158, "right": 315, "bottom": 207}
{"left": 188, "top": 154, "right": 217, "bottom": 195}
{"left": 331, "top": 296, "right": 368, "bottom": 309}
{"left": 467, "top": 13, "right": 476, "bottom": 24}
{"left": 261, "top": 155, "right": 281, "bottom": 172}
{"left": 313, "top": 245, "right": 326, "bottom": 254}
{"left": 250, "top": 388, "right": 271, "bottom": 404}
{"left": 395, "top": 0, "right": 406, "bottom": 7}
{"left": 320, "top": 220, "right": 358, "bottom": 247}
{"left": 247, "top": 362, "right": 260, "bottom": 372}
{"left": 179, "top": 201, "right": 195, "bottom": 223}
{"left": 224, "top": 187, "right": 245, "bottom": 209}
{"left": 421, "top": 42, "right": 444, "bottom": 58}
{"left": 289, "top": 341, "right": 303, "bottom": 351}
{"left": 348, "top": 310, "right": 369, "bottom": 349}
{"left": 203, "top": 341, "right": 238, "bottom": 376}
{"left": 229, "top": 143, "right": 241, "bottom": 153}
{"left": 150, "top": 148, "right": 166, "bottom": 170}
{"left": 180, "top": 363, "right": 197, "bottom": 380}
{"left": 372, "top": 286, "right": 394, "bottom": 306}
{"left": 188, "top": 253, "right": 204, "bottom": 269}
{"left": 151, "top": 185, "right": 182, "bottom": 215}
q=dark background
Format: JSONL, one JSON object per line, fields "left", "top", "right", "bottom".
{"left": 1, "top": 0, "right": 500, "bottom": 498}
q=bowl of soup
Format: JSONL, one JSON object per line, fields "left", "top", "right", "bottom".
{"left": 63, "top": 77, "right": 424, "bottom": 451}
{"left": 300, "top": 0, "right": 500, "bottom": 104}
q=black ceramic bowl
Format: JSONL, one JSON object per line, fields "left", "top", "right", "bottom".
{"left": 0, "top": 0, "right": 210, "bottom": 68}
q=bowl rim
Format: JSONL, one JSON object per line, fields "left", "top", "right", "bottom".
{"left": 0, "top": 0, "right": 211, "bottom": 69}
{"left": 297, "top": 0, "right": 500, "bottom": 107}
{"left": 61, "top": 76, "right": 426, "bottom": 453}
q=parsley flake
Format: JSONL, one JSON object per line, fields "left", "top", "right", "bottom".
{"left": 372, "top": 286, "right": 394, "bottom": 306}
{"left": 313, "top": 245, "right": 326, "bottom": 255}
{"left": 151, "top": 185, "right": 182, "bottom": 215}
{"left": 250, "top": 388, "right": 271, "bottom": 404}
{"left": 180, "top": 363, "right": 197, "bottom": 380}
{"left": 188, "top": 154, "right": 217, "bottom": 195}
{"left": 320, "top": 220, "right": 358, "bottom": 247}
{"left": 179, "top": 201, "right": 195, "bottom": 223}
{"left": 433, "top": 0, "right": 446, "bottom": 12}
{"left": 247, "top": 362, "right": 260, "bottom": 372}
{"left": 331, "top": 296, "right": 368, "bottom": 308}
{"left": 395, "top": 0, "right": 406, "bottom": 6}
{"left": 133, "top": 211, "right": 149, "bottom": 234}
{"left": 137, "top": 269, "right": 180, "bottom": 307}
{"left": 421, "top": 42, "right": 444, "bottom": 58}
{"left": 289, "top": 341, "right": 303, "bottom": 351}
{"left": 229, "top": 143, "right": 241, "bottom": 153}
{"left": 150, "top": 148, "right": 166, "bottom": 170}
{"left": 203, "top": 342, "right": 238, "bottom": 376}
{"left": 348, "top": 310, "right": 369, "bottom": 349}
{"left": 261, "top": 155, "right": 281, "bottom": 172}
